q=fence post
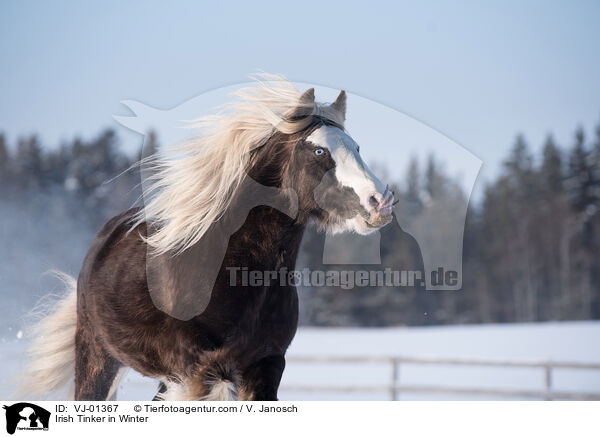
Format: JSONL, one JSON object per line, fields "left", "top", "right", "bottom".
{"left": 391, "top": 358, "right": 399, "bottom": 401}
{"left": 544, "top": 364, "right": 553, "bottom": 401}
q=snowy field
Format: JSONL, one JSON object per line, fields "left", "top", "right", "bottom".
{"left": 2, "top": 321, "right": 600, "bottom": 401}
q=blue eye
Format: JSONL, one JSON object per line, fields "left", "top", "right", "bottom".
{"left": 315, "top": 148, "right": 325, "bottom": 156}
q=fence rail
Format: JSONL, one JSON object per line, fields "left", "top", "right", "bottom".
{"left": 282, "top": 355, "right": 600, "bottom": 400}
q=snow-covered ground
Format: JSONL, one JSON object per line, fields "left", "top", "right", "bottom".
{"left": 2, "top": 321, "right": 600, "bottom": 400}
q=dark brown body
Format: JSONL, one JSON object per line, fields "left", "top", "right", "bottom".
{"left": 75, "top": 201, "right": 303, "bottom": 400}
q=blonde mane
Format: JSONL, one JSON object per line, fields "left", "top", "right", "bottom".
{"left": 135, "top": 74, "right": 345, "bottom": 255}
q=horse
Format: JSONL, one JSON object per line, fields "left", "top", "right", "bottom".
{"left": 17, "top": 77, "right": 394, "bottom": 401}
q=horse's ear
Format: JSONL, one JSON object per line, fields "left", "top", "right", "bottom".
{"left": 286, "top": 88, "right": 315, "bottom": 120}
{"left": 331, "top": 90, "right": 346, "bottom": 118}
{"left": 299, "top": 87, "right": 315, "bottom": 105}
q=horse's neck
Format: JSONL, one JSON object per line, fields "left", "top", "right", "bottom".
{"left": 233, "top": 143, "right": 305, "bottom": 270}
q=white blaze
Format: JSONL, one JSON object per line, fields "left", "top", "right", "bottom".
{"left": 307, "top": 125, "right": 386, "bottom": 213}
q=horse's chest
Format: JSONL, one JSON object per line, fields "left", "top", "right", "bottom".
{"left": 237, "top": 285, "right": 299, "bottom": 349}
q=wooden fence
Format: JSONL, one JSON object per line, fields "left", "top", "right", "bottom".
{"left": 282, "top": 355, "right": 600, "bottom": 400}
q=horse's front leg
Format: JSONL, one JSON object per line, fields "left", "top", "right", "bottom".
{"left": 239, "top": 355, "right": 286, "bottom": 401}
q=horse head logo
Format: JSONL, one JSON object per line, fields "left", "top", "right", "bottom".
{"left": 114, "top": 78, "right": 481, "bottom": 320}
{"left": 3, "top": 403, "right": 51, "bottom": 434}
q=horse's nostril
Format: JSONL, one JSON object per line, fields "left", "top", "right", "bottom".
{"left": 368, "top": 195, "right": 380, "bottom": 210}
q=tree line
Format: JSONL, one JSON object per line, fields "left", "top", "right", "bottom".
{"left": 0, "top": 123, "right": 599, "bottom": 327}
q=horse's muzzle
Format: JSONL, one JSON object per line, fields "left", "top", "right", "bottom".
{"left": 366, "top": 189, "right": 394, "bottom": 228}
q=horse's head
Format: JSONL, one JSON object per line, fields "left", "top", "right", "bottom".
{"left": 280, "top": 88, "right": 394, "bottom": 234}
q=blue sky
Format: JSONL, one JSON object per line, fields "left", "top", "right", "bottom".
{"left": 1, "top": 0, "right": 600, "bottom": 188}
